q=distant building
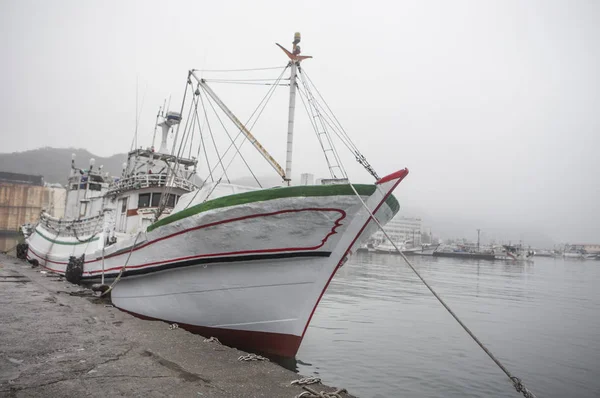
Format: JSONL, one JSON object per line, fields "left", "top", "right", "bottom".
{"left": 572, "top": 244, "right": 600, "bottom": 254}
{"left": 300, "top": 173, "right": 314, "bottom": 186}
{"left": 0, "top": 172, "right": 69, "bottom": 234}
{"left": 372, "top": 215, "right": 422, "bottom": 246}
{"left": 0, "top": 172, "right": 44, "bottom": 234}
{"left": 43, "top": 183, "right": 67, "bottom": 218}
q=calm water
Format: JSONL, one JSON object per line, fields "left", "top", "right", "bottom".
{"left": 297, "top": 253, "right": 600, "bottom": 398}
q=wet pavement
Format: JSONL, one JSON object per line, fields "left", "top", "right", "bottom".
{"left": 0, "top": 254, "right": 351, "bottom": 397}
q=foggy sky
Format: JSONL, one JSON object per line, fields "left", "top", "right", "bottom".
{"left": 1, "top": 0, "right": 599, "bottom": 244}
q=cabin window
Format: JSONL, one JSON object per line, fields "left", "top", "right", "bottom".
{"left": 71, "top": 184, "right": 78, "bottom": 190}
{"left": 167, "top": 193, "right": 177, "bottom": 207}
{"left": 89, "top": 183, "right": 102, "bottom": 191}
{"left": 151, "top": 192, "right": 162, "bottom": 207}
{"left": 138, "top": 193, "right": 151, "bottom": 208}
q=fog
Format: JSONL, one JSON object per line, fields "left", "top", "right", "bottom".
{"left": 2, "top": 0, "right": 599, "bottom": 244}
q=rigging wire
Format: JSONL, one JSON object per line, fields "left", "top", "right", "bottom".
{"left": 154, "top": 87, "right": 195, "bottom": 220}
{"left": 197, "top": 65, "right": 288, "bottom": 186}
{"left": 154, "top": 77, "right": 191, "bottom": 221}
{"left": 203, "top": 78, "right": 290, "bottom": 82}
{"left": 296, "top": 82, "right": 340, "bottom": 178}
{"left": 200, "top": 85, "right": 262, "bottom": 188}
{"left": 192, "top": 66, "right": 287, "bottom": 73}
{"left": 201, "top": 81, "right": 289, "bottom": 86}
{"left": 296, "top": 72, "right": 347, "bottom": 179}
{"left": 198, "top": 84, "right": 230, "bottom": 183}
{"left": 214, "top": 65, "right": 286, "bottom": 175}
{"left": 193, "top": 95, "right": 214, "bottom": 183}
{"left": 181, "top": 65, "right": 288, "bottom": 210}
{"left": 302, "top": 70, "right": 380, "bottom": 180}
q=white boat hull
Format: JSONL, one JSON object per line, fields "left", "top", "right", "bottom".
{"left": 26, "top": 170, "right": 407, "bottom": 356}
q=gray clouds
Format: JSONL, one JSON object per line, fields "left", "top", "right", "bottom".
{"left": 1, "top": 0, "right": 598, "bottom": 243}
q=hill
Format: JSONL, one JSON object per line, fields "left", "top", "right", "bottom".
{"left": 0, "top": 147, "right": 127, "bottom": 185}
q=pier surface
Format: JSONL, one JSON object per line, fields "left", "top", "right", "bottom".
{"left": 0, "top": 254, "right": 349, "bottom": 397}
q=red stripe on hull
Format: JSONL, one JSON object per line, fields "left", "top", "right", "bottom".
{"left": 120, "top": 309, "right": 302, "bottom": 357}
{"left": 88, "top": 207, "right": 346, "bottom": 265}
{"left": 28, "top": 207, "right": 346, "bottom": 269}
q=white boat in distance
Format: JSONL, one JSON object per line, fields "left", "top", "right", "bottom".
{"left": 493, "top": 244, "right": 535, "bottom": 262}
{"left": 25, "top": 33, "right": 408, "bottom": 357}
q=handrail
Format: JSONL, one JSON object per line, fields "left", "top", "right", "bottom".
{"left": 39, "top": 211, "right": 107, "bottom": 237}
{"left": 108, "top": 173, "right": 196, "bottom": 194}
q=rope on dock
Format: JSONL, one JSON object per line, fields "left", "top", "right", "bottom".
{"left": 296, "top": 386, "right": 348, "bottom": 398}
{"left": 0, "top": 242, "right": 20, "bottom": 255}
{"left": 348, "top": 183, "right": 537, "bottom": 398}
{"left": 237, "top": 353, "right": 269, "bottom": 362}
{"left": 291, "top": 376, "right": 321, "bottom": 386}
{"left": 100, "top": 231, "right": 142, "bottom": 297}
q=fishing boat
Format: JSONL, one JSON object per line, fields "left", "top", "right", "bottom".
{"left": 535, "top": 249, "right": 560, "bottom": 258}
{"left": 562, "top": 245, "right": 588, "bottom": 259}
{"left": 493, "top": 244, "right": 535, "bottom": 262}
{"left": 23, "top": 33, "right": 408, "bottom": 357}
{"left": 374, "top": 240, "right": 420, "bottom": 255}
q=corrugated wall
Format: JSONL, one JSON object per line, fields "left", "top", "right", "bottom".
{"left": 0, "top": 183, "right": 44, "bottom": 232}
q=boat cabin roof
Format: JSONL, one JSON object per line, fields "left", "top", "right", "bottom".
{"left": 128, "top": 148, "right": 197, "bottom": 167}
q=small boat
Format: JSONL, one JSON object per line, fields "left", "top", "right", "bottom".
{"left": 412, "top": 243, "right": 439, "bottom": 256}
{"left": 24, "top": 33, "right": 408, "bottom": 357}
{"left": 374, "top": 240, "right": 421, "bottom": 255}
{"left": 562, "top": 245, "right": 588, "bottom": 259}
{"left": 493, "top": 245, "right": 535, "bottom": 262}
{"left": 535, "top": 249, "right": 560, "bottom": 258}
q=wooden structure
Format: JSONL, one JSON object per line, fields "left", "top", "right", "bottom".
{"left": 0, "top": 172, "right": 44, "bottom": 234}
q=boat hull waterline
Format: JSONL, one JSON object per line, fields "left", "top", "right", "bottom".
{"left": 27, "top": 169, "right": 407, "bottom": 357}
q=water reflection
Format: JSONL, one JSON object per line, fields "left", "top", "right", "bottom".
{"left": 298, "top": 252, "right": 600, "bottom": 398}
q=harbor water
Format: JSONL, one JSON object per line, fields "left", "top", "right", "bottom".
{"left": 297, "top": 253, "right": 600, "bottom": 398}
{"left": 2, "top": 233, "right": 598, "bottom": 398}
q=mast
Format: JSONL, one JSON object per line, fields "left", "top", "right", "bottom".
{"left": 277, "top": 33, "right": 312, "bottom": 185}
{"left": 285, "top": 34, "right": 300, "bottom": 186}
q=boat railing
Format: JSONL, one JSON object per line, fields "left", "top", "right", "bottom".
{"left": 108, "top": 173, "right": 196, "bottom": 194}
{"left": 39, "top": 212, "right": 106, "bottom": 238}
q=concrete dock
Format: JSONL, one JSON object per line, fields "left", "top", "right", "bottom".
{"left": 0, "top": 254, "right": 350, "bottom": 397}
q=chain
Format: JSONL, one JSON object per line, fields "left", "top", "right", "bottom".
{"left": 291, "top": 377, "right": 321, "bottom": 386}
{"left": 237, "top": 353, "right": 269, "bottom": 362}
{"left": 296, "top": 386, "right": 347, "bottom": 398}
{"left": 203, "top": 337, "right": 221, "bottom": 344}
{"left": 168, "top": 323, "right": 179, "bottom": 330}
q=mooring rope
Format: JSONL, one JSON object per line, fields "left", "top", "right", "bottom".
{"left": 348, "top": 183, "right": 537, "bottom": 398}
{"left": 100, "top": 231, "right": 142, "bottom": 297}
{"left": 0, "top": 242, "right": 20, "bottom": 255}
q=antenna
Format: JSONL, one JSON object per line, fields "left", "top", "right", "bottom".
{"left": 151, "top": 106, "right": 162, "bottom": 150}
{"left": 134, "top": 76, "right": 139, "bottom": 150}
